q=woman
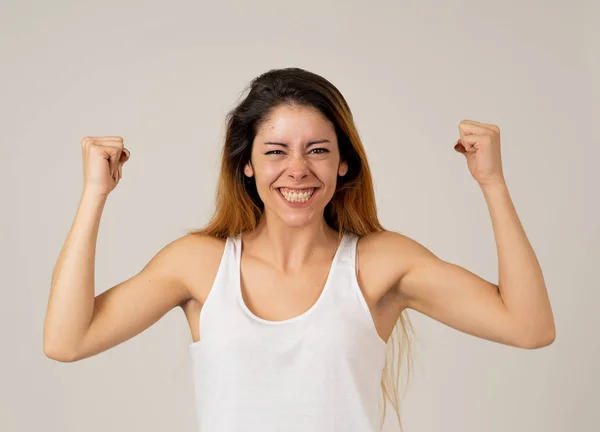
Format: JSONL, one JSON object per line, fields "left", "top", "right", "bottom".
{"left": 44, "top": 67, "right": 556, "bottom": 431}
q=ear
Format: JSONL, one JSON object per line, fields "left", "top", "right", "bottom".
{"left": 338, "top": 160, "right": 348, "bottom": 177}
{"left": 244, "top": 161, "right": 254, "bottom": 178}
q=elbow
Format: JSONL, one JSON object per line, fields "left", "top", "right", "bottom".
{"left": 43, "top": 335, "right": 81, "bottom": 363}
{"left": 44, "top": 343, "right": 79, "bottom": 362}
{"left": 44, "top": 346, "right": 79, "bottom": 362}
{"left": 44, "top": 344, "right": 81, "bottom": 362}
{"left": 518, "top": 326, "right": 556, "bottom": 350}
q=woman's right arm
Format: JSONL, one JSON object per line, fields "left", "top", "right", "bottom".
{"left": 43, "top": 136, "right": 194, "bottom": 362}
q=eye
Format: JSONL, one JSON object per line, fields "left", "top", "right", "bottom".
{"left": 264, "top": 148, "right": 329, "bottom": 156}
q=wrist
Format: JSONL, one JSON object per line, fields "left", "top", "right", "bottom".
{"left": 81, "top": 188, "right": 109, "bottom": 205}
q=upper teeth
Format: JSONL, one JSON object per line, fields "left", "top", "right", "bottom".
{"left": 279, "top": 187, "right": 315, "bottom": 202}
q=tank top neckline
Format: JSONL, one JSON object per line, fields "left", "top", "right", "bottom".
{"left": 234, "top": 232, "right": 348, "bottom": 326}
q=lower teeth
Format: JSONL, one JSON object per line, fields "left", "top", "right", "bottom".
{"left": 285, "top": 195, "right": 310, "bottom": 203}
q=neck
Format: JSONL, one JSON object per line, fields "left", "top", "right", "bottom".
{"left": 243, "top": 216, "right": 340, "bottom": 272}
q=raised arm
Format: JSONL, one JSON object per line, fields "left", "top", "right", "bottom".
{"left": 44, "top": 136, "right": 195, "bottom": 362}
{"left": 387, "top": 120, "right": 556, "bottom": 349}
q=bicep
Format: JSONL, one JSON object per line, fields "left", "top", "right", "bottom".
{"left": 397, "top": 238, "right": 522, "bottom": 347}
{"left": 75, "top": 236, "right": 195, "bottom": 361}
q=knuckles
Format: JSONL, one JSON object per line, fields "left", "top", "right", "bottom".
{"left": 81, "top": 136, "right": 124, "bottom": 149}
{"left": 458, "top": 120, "right": 500, "bottom": 136}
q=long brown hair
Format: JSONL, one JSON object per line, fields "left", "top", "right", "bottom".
{"left": 188, "top": 67, "right": 414, "bottom": 431}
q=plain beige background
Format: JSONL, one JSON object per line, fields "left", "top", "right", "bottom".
{"left": 1, "top": 0, "right": 597, "bottom": 431}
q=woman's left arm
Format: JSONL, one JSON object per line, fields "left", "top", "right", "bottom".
{"left": 395, "top": 120, "right": 556, "bottom": 349}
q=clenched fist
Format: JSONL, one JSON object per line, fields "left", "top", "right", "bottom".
{"left": 81, "top": 136, "right": 130, "bottom": 197}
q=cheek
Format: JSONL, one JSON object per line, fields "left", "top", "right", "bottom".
{"left": 316, "top": 161, "right": 340, "bottom": 182}
{"left": 254, "top": 163, "right": 280, "bottom": 187}
{"left": 262, "top": 163, "right": 281, "bottom": 175}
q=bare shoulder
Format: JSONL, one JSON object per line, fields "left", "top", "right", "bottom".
{"left": 173, "top": 232, "right": 227, "bottom": 307}
{"left": 48, "top": 232, "right": 228, "bottom": 361}
{"left": 357, "top": 230, "right": 435, "bottom": 306}
{"left": 172, "top": 233, "right": 227, "bottom": 342}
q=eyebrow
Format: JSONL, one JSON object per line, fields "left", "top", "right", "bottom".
{"left": 263, "top": 139, "right": 331, "bottom": 148}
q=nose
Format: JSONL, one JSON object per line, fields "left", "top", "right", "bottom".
{"left": 287, "top": 154, "right": 309, "bottom": 181}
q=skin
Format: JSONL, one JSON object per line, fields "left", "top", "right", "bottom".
{"left": 44, "top": 106, "right": 555, "bottom": 363}
{"left": 242, "top": 105, "right": 348, "bottom": 268}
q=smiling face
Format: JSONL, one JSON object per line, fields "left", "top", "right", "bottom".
{"left": 244, "top": 104, "right": 348, "bottom": 228}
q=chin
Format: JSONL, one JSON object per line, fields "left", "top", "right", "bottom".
{"left": 279, "top": 214, "right": 316, "bottom": 228}
{"left": 273, "top": 205, "right": 325, "bottom": 227}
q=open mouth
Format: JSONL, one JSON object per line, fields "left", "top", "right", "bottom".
{"left": 277, "top": 187, "right": 319, "bottom": 205}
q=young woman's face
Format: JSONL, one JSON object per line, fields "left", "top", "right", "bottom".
{"left": 244, "top": 104, "right": 348, "bottom": 228}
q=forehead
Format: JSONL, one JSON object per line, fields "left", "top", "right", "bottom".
{"left": 256, "top": 105, "right": 335, "bottom": 139}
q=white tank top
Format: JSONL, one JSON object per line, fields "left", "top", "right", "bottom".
{"left": 188, "top": 232, "right": 387, "bottom": 431}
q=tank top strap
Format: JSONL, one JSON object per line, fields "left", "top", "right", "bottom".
{"left": 325, "top": 232, "right": 385, "bottom": 345}
{"left": 332, "top": 232, "right": 360, "bottom": 280}
{"left": 196, "top": 235, "right": 239, "bottom": 342}
{"left": 319, "top": 232, "right": 358, "bottom": 303}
